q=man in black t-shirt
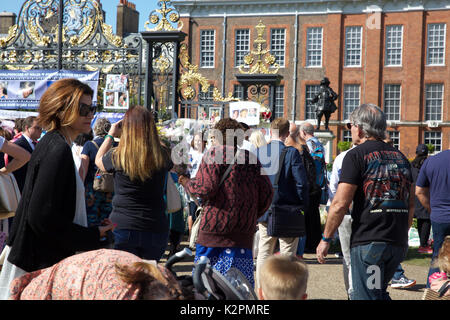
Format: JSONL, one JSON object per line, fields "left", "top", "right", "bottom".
{"left": 316, "top": 104, "right": 414, "bottom": 300}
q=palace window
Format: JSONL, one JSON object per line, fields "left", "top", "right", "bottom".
{"left": 427, "top": 23, "right": 446, "bottom": 65}
{"left": 270, "top": 28, "right": 286, "bottom": 67}
{"left": 343, "top": 130, "right": 352, "bottom": 142}
{"left": 385, "top": 25, "right": 403, "bottom": 66}
{"left": 235, "top": 29, "right": 250, "bottom": 67}
{"left": 425, "top": 83, "right": 443, "bottom": 121}
{"left": 200, "top": 30, "right": 215, "bottom": 68}
{"left": 306, "top": 27, "right": 323, "bottom": 67}
{"left": 345, "top": 26, "right": 362, "bottom": 66}
{"left": 305, "top": 85, "right": 320, "bottom": 120}
{"left": 343, "top": 84, "right": 360, "bottom": 120}
{"left": 383, "top": 84, "right": 401, "bottom": 121}
{"left": 424, "top": 131, "right": 442, "bottom": 153}
{"left": 233, "top": 84, "right": 245, "bottom": 100}
{"left": 388, "top": 131, "right": 400, "bottom": 149}
{"left": 274, "top": 85, "right": 285, "bottom": 118}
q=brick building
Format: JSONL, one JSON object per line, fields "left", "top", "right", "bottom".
{"left": 173, "top": 0, "right": 450, "bottom": 159}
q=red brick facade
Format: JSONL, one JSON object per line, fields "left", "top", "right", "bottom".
{"left": 178, "top": 6, "right": 449, "bottom": 159}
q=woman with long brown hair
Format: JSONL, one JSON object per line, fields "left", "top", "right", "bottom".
{"left": 0, "top": 79, "right": 114, "bottom": 300}
{"left": 95, "top": 106, "right": 172, "bottom": 261}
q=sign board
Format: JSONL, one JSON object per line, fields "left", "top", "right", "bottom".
{"left": 103, "top": 74, "right": 129, "bottom": 110}
{"left": 229, "top": 101, "right": 260, "bottom": 126}
{"left": 0, "top": 70, "right": 99, "bottom": 110}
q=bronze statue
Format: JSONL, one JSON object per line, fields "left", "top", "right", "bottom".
{"left": 310, "top": 77, "right": 338, "bottom": 131}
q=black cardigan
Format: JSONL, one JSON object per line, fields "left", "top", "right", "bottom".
{"left": 7, "top": 130, "right": 101, "bottom": 272}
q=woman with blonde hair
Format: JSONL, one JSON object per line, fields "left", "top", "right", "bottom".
{"left": 95, "top": 105, "right": 172, "bottom": 261}
{"left": 249, "top": 129, "right": 267, "bottom": 149}
{"left": 0, "top": 79, "right": 114, "bottom": 300}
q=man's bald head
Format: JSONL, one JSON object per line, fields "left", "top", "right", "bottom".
{"left": 299, "top": 122, "right": 314, "bottom": 135}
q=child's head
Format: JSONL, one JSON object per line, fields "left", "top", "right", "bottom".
{"left": 437, "top": 236, "right": 450, "bottom": 274}
{"left": 258, "top": 255, "right": 308, "bottom": 300}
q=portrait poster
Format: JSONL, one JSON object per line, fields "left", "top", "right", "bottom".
{"left": 0, "top": 70, "right": 99, "bottom": 110}
{"left": 197, "top": 106, "right": 208, "bottom": 121}
{"left": 209, "top": 107, "right": 222, "bottom": 123}
{"left": 229, "top": 101, "right": 260, "bottom": 126}
{"left": 104, "top": 74, "right": 129, "bottom": 110}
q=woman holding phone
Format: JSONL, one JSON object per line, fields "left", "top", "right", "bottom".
{"left": 95, "top": 106, "right": 172, "bottom": 261}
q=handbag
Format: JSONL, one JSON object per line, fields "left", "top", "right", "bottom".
{"left": 165, "top": 172, "right": 182, "bottom": 214}
{"left": 267, "top": 148, "right": 306, "bottom": 238}
{"left": 91, "top": 140, "right": 114, "bottom": 193}
{"left": 0, "top": 173, "right": 21, "bottom": 220}
{"left": 188, "top": 151, "right": 238, "bottom": 250}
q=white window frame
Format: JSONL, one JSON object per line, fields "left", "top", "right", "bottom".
{"left": 274, "top": 85, "right": 285, "bottom": 118}
{"left": 343, "top": 130, "right": 352, "bottom": 142}
{"left": 424, "top": 131, "right": 442, "bottom": 153}
{"left": 235, "top": 29, "right": 250, "bottom": 67}
{"left": 200, "top": 29, "right": 215, "bottom": 68}
{"left": 306, "top": 27, "right": 323, "bottom": 67}
{"left": 344, "top": 26, "right": 363, "bottom": 67}
{"left": 305, "top": 84, "right": 320, "bottom": 120}
{"left": 388, "top": 131, "right": 400, "bottom": 149}
{"left": 270, "top": 28, "right": 286, "bottom": 67}
{"left": 426, "top": 23, "right": 446, "bottom": 66}
{"left": 425, "top": 83, "right": 443, "bottom": 121}
{"left": 383, "top": 84, "right": 401, "bottom": 122}
{"left": 385, "top": 25, "right": 403, "bottom": 66}
{"left": 233, "top": 84, "right": 245, "bottom": 100}
{"left": 343, "top": 84, "right": 361, "bottom": 120}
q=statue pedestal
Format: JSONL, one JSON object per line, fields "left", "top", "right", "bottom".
{"left": 314, "top": 130, "right": 335, "bottom": 164}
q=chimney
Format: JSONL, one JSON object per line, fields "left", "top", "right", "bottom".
{"left": 0, "top": 12, "right": 16, "bottom": 35}
{"left": 117, "top": 0, "right": 139, "bottom": 37}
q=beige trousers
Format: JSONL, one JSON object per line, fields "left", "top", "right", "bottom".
{"left": 255, "top": 222, "right": 299, "bottom": 290}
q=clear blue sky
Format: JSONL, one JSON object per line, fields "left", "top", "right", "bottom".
{"left": 1, "top": 0, "right": 161, "bottom": 34}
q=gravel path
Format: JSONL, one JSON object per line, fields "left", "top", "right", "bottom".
{"left": 165, "top": 240, "right": 431, "bottom": 300}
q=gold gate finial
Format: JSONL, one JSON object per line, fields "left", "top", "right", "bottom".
{"left": 239, "top": 20, "right": 279, "bottom": 74}
{"left": 145, "top": 0, "right": 183, "bottom": 32}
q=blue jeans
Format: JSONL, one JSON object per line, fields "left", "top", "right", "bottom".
{"left": 426, "top": 221, "right": 450, "bottom": 287}
{"left": 296, "top": 236, "right": 306, "bottom": 256}
{"left": 392, "top": 264, "right": 405, "bottom": 281}
{"left": 113, "top": 229, "right": 168, "bottom": 262}
{"left": 350, "top": 242, "right": 407, "bottom": 300}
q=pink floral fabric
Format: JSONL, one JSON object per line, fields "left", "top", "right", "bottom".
{"left": 9, "top": 249, "right": 143, "bottom": 300}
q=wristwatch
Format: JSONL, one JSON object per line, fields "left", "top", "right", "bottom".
{"left": 322, "top": 234, "right": 332, "bottom": 243}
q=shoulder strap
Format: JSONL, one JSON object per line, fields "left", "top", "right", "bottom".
{"left": 91, "top": 140, "right": 99, "bottom": 150}
{"left": 274, "top": 148, "right": 288, "bottom": 187}
{"left": 218, "top": 149, "right": 240, "bottom": 187}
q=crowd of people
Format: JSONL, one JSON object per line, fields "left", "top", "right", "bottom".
{"left": 0, "top": 78, "right": 448, "bottom": 301}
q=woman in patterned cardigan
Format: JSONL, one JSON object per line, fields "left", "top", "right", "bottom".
{"left": 179, "top": 118, "right": 273, "bottom": 287}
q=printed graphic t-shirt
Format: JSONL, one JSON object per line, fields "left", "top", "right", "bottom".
{"left": 339, "top": 140, "right": 412, "bottom": 248}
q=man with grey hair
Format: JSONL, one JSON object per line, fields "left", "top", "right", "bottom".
{"left": 316, "top": 104, "right": 415, "bottom": 300}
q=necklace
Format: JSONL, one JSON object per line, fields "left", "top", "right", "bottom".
{"left": 60, "top": 129, "right": 73, "bottom": 146}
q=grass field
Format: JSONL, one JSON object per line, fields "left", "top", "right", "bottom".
{"left": 404, "top": 247, "right": 433, "bottom": 267}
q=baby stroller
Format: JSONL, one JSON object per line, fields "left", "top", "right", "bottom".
{"left": 165, "top": 248, "right": 258, "bottom": 300}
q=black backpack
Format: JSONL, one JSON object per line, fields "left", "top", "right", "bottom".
{"left": 299, "top": 145, "right": 321, "bottom": 197}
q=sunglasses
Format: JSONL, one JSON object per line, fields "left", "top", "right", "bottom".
{"left": 79, "top": 103, "right": 97, "bottom": 117}
{"left": 346, "top": 122, "right": 357, "bottom": 130}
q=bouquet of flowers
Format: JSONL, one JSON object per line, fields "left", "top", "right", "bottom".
{"left": 260, "top": 105, "right": 272, "bottom": 126}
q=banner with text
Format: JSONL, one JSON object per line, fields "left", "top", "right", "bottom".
{"left": 0, "top": 70, "right": 99, "bottom": 110}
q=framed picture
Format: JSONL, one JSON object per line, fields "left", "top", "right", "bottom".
{"left": 209, "top": 107, "right": 222, "bottom": 123}
{"left": 198, "top": 106, "right": 207, "bottom": 120}
{"left": 104, "top": 91, "right": 116, "bottom": 108}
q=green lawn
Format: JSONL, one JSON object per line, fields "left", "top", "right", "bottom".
{"left": 403, "top": 247, "right": 433, "bottom": 267}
